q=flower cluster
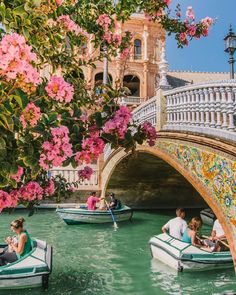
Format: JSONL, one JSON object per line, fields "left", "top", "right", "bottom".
{"left": 103, "top": 106, "right": 132, "bottom": 139}
{"left": 45, "top": 76, "right": 74, "bottom": 103}
{"left": 18, "top": 181, "right": 44, "bottom": 201}
{"left": 201, "top": 17, "right": 214, "bottom": 36}
{"left": 0, "top": 190, "right": 12, "bottom": 212}
{"left": 44, "top": 180, "right": 55, "bottom": 196}
{"left": 96, "top": 14, "right": 111, "bottom": 30}
{"left": 39, "top": 126, "right": 73, "bottom": 169}
{"left": 75, "top": 133, "right": 105, "bottom": 165}
{"left": 0, "top": 33, "right": 41, "bottom": 93}
{"left": 141, "top": 121, "right": 157, "bottom": 146}
{"left": 57, "top": 15, "right": 89, "bottom": 38}
{"left": 10, "top": 166, "right": 24, "bottom": 183}
{"left": 78, "top": 166, "right": 93, "bottom": 181}
{"left": 20, "top": 102, "right": 42, "bottom": 129}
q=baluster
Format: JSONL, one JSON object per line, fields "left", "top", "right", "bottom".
{"left": 199, "top": 89, "right": 205, "bottom": 126}
{"left": 214, "top": 87, "right": 222, "bottom": 129}
{"left": 166, "top": 95, "right": 171, "bottom": 125}
{"left": 170, "top": 95, "right": 174, "bottom": 125}
{"left": 176, "top": 93, "right": 180, "bottom": 124}
{"left": 173, "top": 94, "right": 177, "bottom": 124}
{"left": 233, "top": 87, "right": 236, "bottom": 131}
{"left": 226, "top": 87, "right": 235, "bottom": 131}
{"left": 194, "top": 89, "right": 200, "bottom": 126}
{"left": 186, "top": 91, "right": 191, "bottom": 125}
{"left": 203, "top": 88, "right": 210, "bottom": 127}
{"left": 179, "top": 92, "right": 184, "bottom": 125}
{"left": 190, "top": 90, "right": 195, "bottom": 125}
{"left": 209, "top": 87, "right": 216, "bottom": 128}
{"left": 220, "top": 87, "right": 228, "bottom": 129}
{"left": 183, "top": 92, "right": 187, "bottom": 126}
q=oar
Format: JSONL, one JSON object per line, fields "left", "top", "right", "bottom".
{"left": 202, "top": 235, "right": 230, "bottom": 249}
{"left": 104, "top": 200, "right": 118, "bottom": 229}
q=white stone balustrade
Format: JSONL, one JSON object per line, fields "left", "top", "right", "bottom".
{"left": 132, "top": 96, "right": 157, "bottom": 126}
{"left": 50, "top": 165, "right": 99, "bottom": 190}
{"left": 163, "top": 80, "right": 236, "bottom": 142}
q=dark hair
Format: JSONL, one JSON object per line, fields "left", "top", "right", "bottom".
{"left": 91, "top": 192, "right": 96, "bottom": 196}
{"left": 11, "top": 217, "right": 25, "bottom": 229}
{"left": 109, "top": 192, "right": 115, "bottom": 198}
{"left": 188, "top": 217, "right": 202, "bottom": 231}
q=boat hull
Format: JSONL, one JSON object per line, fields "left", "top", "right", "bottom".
{"left": 0, "top": 239, "right": 52, "bottom": 289}
{"left": 149, "top": 233, "right": 233, "bottom": 272}
{"left": 200, "top": 209, "right": 216, "bottom": 226}
{"left": 56, "top": 206, "right": 133, "bottom": 224}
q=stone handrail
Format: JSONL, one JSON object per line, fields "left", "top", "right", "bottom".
{"left": 50, "top": 165, "right": 99, "bottom": 190}
{"left": 132, "top": 96, "right": 157, "bottom": 126}
{"left": 163, "top": 80, "right": 236, "bottom": 142}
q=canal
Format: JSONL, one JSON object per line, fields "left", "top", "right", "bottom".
{"left": 0, "top": 210, "right": 235, "bottom": 295}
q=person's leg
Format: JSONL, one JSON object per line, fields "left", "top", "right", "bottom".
{"left": 0, "top": 251, "right": 17, "bottom": 265}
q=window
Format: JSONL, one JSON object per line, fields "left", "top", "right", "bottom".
{"left": 134, "top": 39, "right": 142, "bottom": 60}
{"left": 123, "top": 75, "right": 140, "bottom": 97}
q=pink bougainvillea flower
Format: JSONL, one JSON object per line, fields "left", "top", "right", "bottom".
{"left": 0, "top": 190, "right": 12, "bottom": 212}
{"left": 10, "top": 166, "right": 24, "bottom": 183}
{"left": 141, "top": 121, "right": 157, "bottom": 146}
{"left": 78, "top": 166, "right": 93, "bottom": 181}
{"left": 45, "top": 76, "right": 74, "bottom": 103}
{"left": 44, "top": 180, "right": 55, "bottom": 197}
{"left": 20, "top": 102, "right": 41, "bottom": 129}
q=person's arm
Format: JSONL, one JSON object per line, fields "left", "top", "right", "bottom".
{"left": 190, "top": 231, "right": 202, "bottom": 247}
{"left": 162, "top": 221, "right": 170, "bottom": 233}
{"left": 10, "top": 234, "right": 27, "bottom": 255}
{"left": 211, "top": 229, "right": 217, "bottom": 240}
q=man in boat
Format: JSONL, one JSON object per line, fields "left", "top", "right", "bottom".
{"left": 87, "top": 192, "right": 104, "bottom": 211}
{"left": 107, "top": 193, "right": 121, "bottom": 210}
{"left": 203, "top": 219, "right": 227, "bottom": 251}
{"left": 162, "top": 208, "right": 187, "bottom": 240}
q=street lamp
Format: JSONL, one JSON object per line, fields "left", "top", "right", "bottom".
{"left": 224, "top": 25, "right": 236, "bottom": 79}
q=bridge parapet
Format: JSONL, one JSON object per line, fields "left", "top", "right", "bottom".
{"left": 133, "top": 80, "right": 236, "bottom": 142}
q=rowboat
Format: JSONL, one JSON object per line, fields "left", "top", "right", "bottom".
{"left": 200, "top": 208, "right": 216, "bottom": 226}
{"left": 0, "top": 239, "right": 52, "bottom": 289}
{"left": 149, "top": 233, "right": 233, "bottom": 272}
{"left": 56, "top": 205, "right": 133, "bottom": 225}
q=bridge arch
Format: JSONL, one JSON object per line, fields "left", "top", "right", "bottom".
{"left": 101, "top": 138, "right": 236, "bottom": 268}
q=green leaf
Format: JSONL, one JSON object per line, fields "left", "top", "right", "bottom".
{"left": 0, "top": 114, "right": 14, "bottom": 132}
{"left": 0, "top": 137, "right": 6, "bottom": 149}
{"left": 13, "top": 5, "right": 28, "bottom": 18}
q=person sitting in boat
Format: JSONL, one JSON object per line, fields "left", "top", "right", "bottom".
{"left": 0, "top": 218, "right": 32, "bottom": 266}
{"left": 87, "top": 192, "right": 104, "bottom": 211}
{"left": 162, "top": 208, "right": 187, "bottom": 240}
{"left": 108, "top": 193, "right": 121, "bottom": 210}
{"left": 203, "top": 219, "right": 227, "bottom": 252}
{"left": 182, "top": 217, "right": 203, "bottom": 246}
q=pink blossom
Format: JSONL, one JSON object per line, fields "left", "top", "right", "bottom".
{"left": 103, "top": 32, "right": 112, "bottom": 44}
{"left": 164, "top": 0, "right": 171, "bottom": 6}
{"left": 103, "top": 106, "right": 132, "bottom": 139}
{"left": 20, "top": 102, "right": 41, "bottom": 129}
{"left": 80, "top": 113, "right": 89, "bottom": 123}
{"left": 0, "top": 190, "right": 12, "bottom": 212}
{"left": 201, "top": 17, "right": 214, "bottom": 27}
{"left": 142, "top": 121, "right": 157, "bottom": 146}
{"left": 120, "top": 48, "right": 130, "bottom": 59}
{"left": 10, "top": 166, "right": 24, "bottom": 183}
{"left": 96, "top": 14, "right": 111, "bottom": 30}
{"left": 187, "top": 25, "right": 196, "bottom": 37}
{"left": 0, "top": 33, "right": 41, "bottom": 90}
{"left": 46, "top": 76, "right": 74, "bottom": 103}
{"left": 44, "top": 180, "right": 55, "bottom": 197}
{"left": 112, "top": 33, "right": 122, "bottom": 46}
{"left": 39, "top": 126, "right": 73, "bottom": 169}
{"left": 55, "top": 0, "right": 63, "bottom": 6}
{"left": 18, "top": 182, "right": 44, "bottom": 201}
{"left": 78, "top": 166, "right": 93, "bottom": 181}
{"left": 186, "top": 6, "right": 195, "bottom": 20}
{"left": 57, "top": 15, "right": 89, "bottom": 38}
{"left": 179, "top": 32, "right": 187, "bottom": 43}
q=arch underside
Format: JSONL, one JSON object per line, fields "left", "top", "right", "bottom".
{"left": 101, "top": 139, "right": 236, "bottom": 266}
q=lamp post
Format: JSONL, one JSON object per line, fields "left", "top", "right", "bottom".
{"left": 224, "top": 25, "right": 236, "bottom": 79}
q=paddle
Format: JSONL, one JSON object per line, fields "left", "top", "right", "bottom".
{"left": 202, "top": 235, "right": 230, "bottom": 249}
{"left": 104, "top": 200, "right": 118, "bottom": 229}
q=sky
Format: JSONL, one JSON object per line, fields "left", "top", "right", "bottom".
{"left": 166, "top": 0, "right": 236, "bottom": 72}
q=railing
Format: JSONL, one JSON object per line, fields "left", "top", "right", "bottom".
{"left": 122, "top": 96, "right": 144, "bottom": 105}
{"left": 50, "top": 165, "right": 99, "bottom": 190}
{"left": 162, "top": 80, "right": 236, "bottom": 142}
{"left": 103, "top": 144, "right": 114, "bottom": 161}
{"left": 132, "top": 96, "right": 157, "bottom": 126}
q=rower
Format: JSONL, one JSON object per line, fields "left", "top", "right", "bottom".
{"left": 203, "top": 219, "right": 227, "bottom": 251}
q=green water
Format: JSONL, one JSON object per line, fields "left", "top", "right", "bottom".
{"left": 0, "top": 210, "right": 235, "bottom": 295}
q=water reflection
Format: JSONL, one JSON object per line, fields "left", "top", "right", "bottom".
{"left": 150, "top": 258, "right": 236, "bottom": 295}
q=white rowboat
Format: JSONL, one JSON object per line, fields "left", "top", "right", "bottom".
{"left": 56, "top": 205, "right": 133, "bottom": 225}
{"left": 149, "top": 233, "right": 233, "bottom": 272}
{"left": 200, "top": 208, "right": 216, "bottom": 226}
{"left": 0, "top": 239, "right": 52, "bottom": 289}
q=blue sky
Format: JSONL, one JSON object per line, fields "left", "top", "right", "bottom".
{"left": 166, "top": 0, "right": 236, "bottom": 72}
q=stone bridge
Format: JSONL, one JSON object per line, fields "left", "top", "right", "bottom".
{"left": 101, "top": 80, "right": 236, "bottom": 267}
{"left": 52, "top": 79, "right": 236, "bottom": 267}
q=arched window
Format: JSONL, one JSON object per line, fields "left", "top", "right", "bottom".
{"left": 94, "top": 72, "right": 113, "bottom": 93}
{"left": 134, "top": 39, "right": 142, "bottom": 60}
{"left": 123, "top": 75, "right": 140, "bottom": 97}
